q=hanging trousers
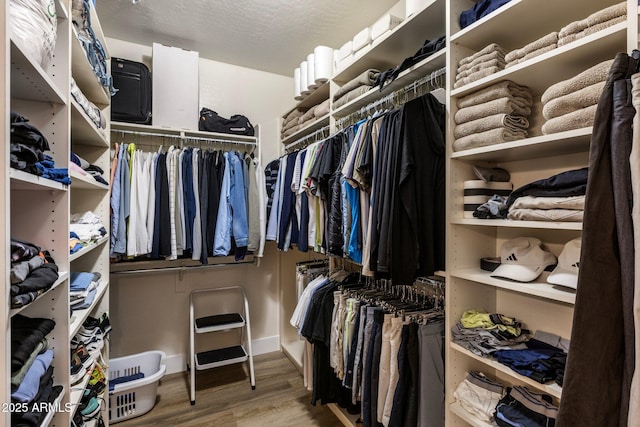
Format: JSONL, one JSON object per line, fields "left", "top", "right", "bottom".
{"left": 417, "top": 320, "right": 445, "bottom": 427}
{"left": 628, "top": 72, "right": 640, "bottom": 425}
{"left": 557, "top": 53, "right": 637, "bottom": 427}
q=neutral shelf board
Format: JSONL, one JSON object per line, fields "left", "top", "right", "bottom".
{"left": 108, "top": 254, "right": 255, "bottom": 273}
{"left": 450, "top": 127, "right": 592, "bottom": 162}
{"left": 451, "top": 0, "right": 621, "bottom": 50}
{"left": 450, "top": 218, "right": 583, "bottom": 231}
{"left": 327, "top": 403, "right": 359, "bottom": 427}
{"left": 70, "top": 169, "right": 109, "bottom": 190}
{"left": 281, "top": 114, "right": 331, "bottom": 146}
{"left": 451, "top": 343, "right": 563, "bottom": 399}
{"left": 285, "top": 82, "right": 330, "bottom": 117}
{"left": 450, "top": 267, "right": 576, "bottom": 305}
{"left": 449, "top": 402, "right": 493, "bottom": 427}
{"left": 40, "top": 385, "right": 65, "bottom": 427}
{"left": 69, "top": 235, "right": 109, "bottom": 262}
{"left": 10, "top": 168, "right": 68, "bottom": 191}
{"left": 332, "top": 49, "right": 447, "bottom": 118}
{"left": 10, "top": 271, "right": 69, "bottom": 317}
{"left": 333, "top": 0, "right": 446, "bottom": 83}
{"left": 111, "top": 122, "right": 258, "bottom": 143}
{"left": 55, "top": 0, "right": 69, "bottom": 20}
{"left": 72, "top": 28, "right": 110, "bottom": 108}
{"left": 69, "top": 280, "right": 110, "bottom": 339}
{"left": 10, "top": 39, "right": 67, "bottom": 104}
{"left": 71, "top": 100, "right": 109, "bottom": 147}
{"left": 451, "top": 23, "right": 626, "bottom": 97}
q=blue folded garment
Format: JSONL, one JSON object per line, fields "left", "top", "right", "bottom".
{"left": 70, "top": 272, "right": 95, "bottom": 291}
{"left": 109, "top": 372, "right": 145, "bottom": 391}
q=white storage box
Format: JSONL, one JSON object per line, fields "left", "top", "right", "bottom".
{"left": 337, "top": 40, "right": 353, "bottom": 61}
{"left": 371, "top": 14, "right": 403, "bottom": 40}
{"left": 352, "top": 27, "right": 371, "bottom": 52}
{"left": 109, "top": 351, "right": 167, "bottom": 424}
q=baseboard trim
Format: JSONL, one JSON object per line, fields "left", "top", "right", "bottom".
{"left": 164, "top": 335, "right": 280, "bottom": 375}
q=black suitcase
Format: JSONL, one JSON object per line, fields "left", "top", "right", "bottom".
{"left": 111, "top": 58, "right": 152, "bottom": 124}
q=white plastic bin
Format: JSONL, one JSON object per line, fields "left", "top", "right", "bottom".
{"left": 108, "top": 350, "right": 167, "bottom": 424}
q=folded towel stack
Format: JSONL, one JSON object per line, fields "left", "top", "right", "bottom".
{"left": 540, "top": 59, "right": 612, "bottom": 135}
{"left": 333, "top": 68, "right": 381, "bottom": 109}
{"left": 505, "top": 32, "right": 559, "bottom": 68}
{"left": 453, "top": 80, "right": 533, "bottom": 152}
{"left": 454, "top": 43, "right": 507, "bottom": 89}
{"left": 558, "top": 2, "right": 626, "bottom": 47}
{"left": 281, "top": 108, "right": 307, "bottom": 139}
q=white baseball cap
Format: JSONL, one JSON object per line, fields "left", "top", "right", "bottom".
{"left": 491, "top": 237, "right": 557, "bottom": 283}
{"left": 547, "top": 237, "right": 581, "bottom": 289}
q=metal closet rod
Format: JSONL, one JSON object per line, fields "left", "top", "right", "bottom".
{"left": 336, "top": 66, "right": 447, "bottom": 130}
{"left": 284, "top": 124, "right": 331, "bottom": 152}
{"left": 114, "top": 129, "right": 257, "bottom": 146}
{"left": 110, "top": 258, "right": 257, "bottom": 275}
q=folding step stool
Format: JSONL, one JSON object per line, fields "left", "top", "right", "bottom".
{"left": 188, "top": 286, "right": 256, "bottom": 405}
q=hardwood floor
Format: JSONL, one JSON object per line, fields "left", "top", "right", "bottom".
{"left": 113, "top": 352, "right": 344, "bottom": 427}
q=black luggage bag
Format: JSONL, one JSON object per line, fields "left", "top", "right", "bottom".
{"left": 111, "top": 58, "right": 152, "bottom": 124}
{"left": 199, "top": 108, "right": 255, "bottom": 136}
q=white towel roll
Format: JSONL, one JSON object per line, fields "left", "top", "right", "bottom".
{"left": 294, "top": 68, "right": 303, "bottom": 100}
{"left": 307, "top": 53, "right": 317, "bottom": 91}
{"left": 314, "top": 46, "right": 334, "bottom": 84}
{"left": 300, "top": 61, "right": 310, "bottom": 96}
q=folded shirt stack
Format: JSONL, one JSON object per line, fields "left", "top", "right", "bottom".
{"left": 454, "top": 43, "right": 507, "bottom": 89}
{"left": 495, "top": 386, "right": 558, "bottom": 427}
{"left": 452, "top": 309, "right": 531, "bottom": 357}
{"left": 70, "top": 271, "right": 102, "bottom": 311}
{"left": 71, "top": 77, "right": 106, "bottom": 130}
{"left": 71, "top": 152, "right": 108, "bottom": 185}
{"left": 505, "top": 32, "right": 559, "bottom": 68}
{"left": 10, "top": 315, "right": 62, "bottom": 427}
{"left": 558, "top": 2, "right": 626, "bottom": 47}
{"left": 453, "top": 80, "right": 533, "bottom": 151}
{"left": 453, "top": 371, "right": 505, "bottom": 423}
{"left": 69, "top": 210, "right": 107, "bottom": 248}
{"left": 540, "top": 59, "right": 612, "bottom": 135}
{"left": 333, "top": 68, "right": 381, "bottom": 109}
{"left": 10, "top": 239, "right": 60, "bottom": 309}
{"left": 505, "top": 168, "right": 588, "bottom": 222}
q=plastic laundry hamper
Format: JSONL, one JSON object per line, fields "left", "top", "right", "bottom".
{"left": 108, "top": 350, "right": 167, "bottom": 423}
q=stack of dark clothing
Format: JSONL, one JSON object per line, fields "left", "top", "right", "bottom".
{"left": 10, "top": 239, "right": 59, "bottom": 309}
{"left": 11, "top": 314, "right": 62, "bottom": 427}
{"left": 459, "top": 0, "right": 513, "bottom": 29}
{"left": 11, "top": 112, "right": 69, "bottom": 184}
{"left": 495, "top": 386, "right": 558, "bottom": 427}
{"left": 474, "top": 168, "right": 588, "bottom": 221}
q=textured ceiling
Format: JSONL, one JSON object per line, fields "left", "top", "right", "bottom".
{"left": 97, "top": 0, "right": 399, "bottom": 76}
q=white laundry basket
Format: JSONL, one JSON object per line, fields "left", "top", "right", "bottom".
{"left": 108, "top": 350, "right": 167, "bottom": 424}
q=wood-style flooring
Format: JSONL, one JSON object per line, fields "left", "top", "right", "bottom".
{"left": 114, "top": 351, "right": 343, "bottom": 427}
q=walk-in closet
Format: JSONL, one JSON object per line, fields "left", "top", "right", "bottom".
{"left": 3, "top": 0, "right": 640, "bottom": 426}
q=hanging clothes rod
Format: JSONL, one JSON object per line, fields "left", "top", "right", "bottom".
{"left": 284, "top": 124, "right": 331, "bottom": 153}
{"left": 110, "top": 258, "right": 257, "bottom": 275}
{"left": 114, "top": 129, "right": 257, "bottom": 146}
{"left": 336, "top": 66, "right": 447, "bottom": 130}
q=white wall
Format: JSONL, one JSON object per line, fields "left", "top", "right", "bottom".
{"left": 107, "top": 37, "right": 294, "bottom": 373}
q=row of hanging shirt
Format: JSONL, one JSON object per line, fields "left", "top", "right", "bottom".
{"left": 110, "top": 142, "right": 267, "bottom": 264}
{"left": 265, "top": 91, "right": 446, "bottom": 285}
{"left": 291, "top": 266, "right": 445, "bottom": 427}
